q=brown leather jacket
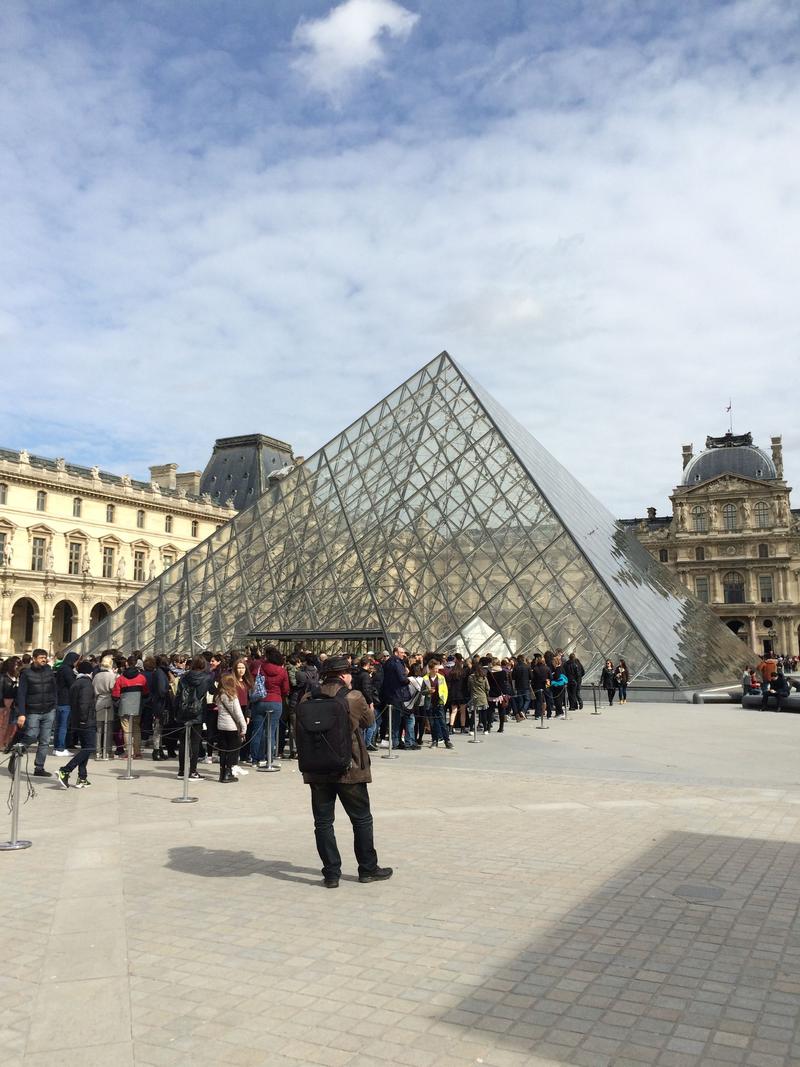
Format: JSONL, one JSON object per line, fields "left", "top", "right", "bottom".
{"left": 300, "top": 682, "right": 374, "bottom": 786}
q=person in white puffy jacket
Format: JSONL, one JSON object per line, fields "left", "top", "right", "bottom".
{"left": 216, "top": 673, "right": 247, "bottom": 783}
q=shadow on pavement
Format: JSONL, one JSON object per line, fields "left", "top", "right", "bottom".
{"left": 166, "top": 845, "right": 344, "bottom": 885}
{"left": 445, "top": 831, "right": 800, "bottom": 1065}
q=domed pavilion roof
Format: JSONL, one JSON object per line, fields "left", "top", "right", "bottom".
{"left": 682, "top": 431, "right": 776, "bottom": 486}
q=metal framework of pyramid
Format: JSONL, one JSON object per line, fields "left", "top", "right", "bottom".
{"left": 72, "top": 352, "right": 750, "bottom": 689}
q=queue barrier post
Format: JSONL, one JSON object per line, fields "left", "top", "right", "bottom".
{"left": 259, "top": 709, "right": 280, "bottom": 773}
{"left": 381, "top": 705, "right": 399, "bottom": 760}
{"left": 468, "top": 703, "right": 482, "bottom": 744}
{"left": 536, "top": 693, "right": 550, "bottom": 729}
{"left": 591, "top": 683, "right": 601, "bottom": 715}
{"left": 172, "top": 722, "right": 198, "bottom": 804}
{"left": 118, "top": 716, "right": 139, "bottom": 781}
{"left": 0, "top": 744, "right": 32, "bottom": 851}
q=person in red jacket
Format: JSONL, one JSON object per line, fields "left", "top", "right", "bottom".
{"left": 248, "top": 646, "right": 289, "bottom": 767}
{"left": 111, "top": 655, "right": 149, "bottom": 758}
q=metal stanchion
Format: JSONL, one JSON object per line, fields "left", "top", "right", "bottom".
{"left": 173, "top": 722, "right": 198, "bottom": 804}
{"left": 118, "top": 718, "right": 139, "bottom": 780}
{"left": 468, "top": 703, "right": 482, "bottom": 744}
{"left": 591, "top": 683, "right": 601, "bottom": 715}
{"left": 259, "top": 709, "right": 280, "bottom": 772}
{"left": 1, "top": 744, "right": 32, "bottom": 851}
{"left": 381, "top": 705, "right": 399, "bottom": 759}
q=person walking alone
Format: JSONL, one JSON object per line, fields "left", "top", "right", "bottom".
{"left": 298, "top": 655, "right": 392, "bottom": 889}
{"left": 57, "top": 661, "right": 97, "bottom": 788}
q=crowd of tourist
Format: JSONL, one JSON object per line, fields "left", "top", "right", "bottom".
{"left": 0, "top": 644, "right": 618, "bottom": 786}
{"left": 6, "top": 643, "right": 795, "bottom": 787}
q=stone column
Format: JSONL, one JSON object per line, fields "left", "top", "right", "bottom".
{"left": 0, "top": 588, "right": 12, "bottom": 652}
{"left": 748, "top": 617, "right": 758, "bottom": 651}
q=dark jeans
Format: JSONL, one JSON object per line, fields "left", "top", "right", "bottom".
{"left": 428, "top": 704, "right": 449, "bottom": 742}
{"left": 62, "top": 727, "right": 96, "bottom": 779}
{"left": 217, "top": 728, "right": 239, "bottom": 776}
{"left": 534, "top": 688, "right": 554, "bottom": 718}
{"left": 178, "top": 722, "right": 202, "bottom": 775}
{"left": 202, "top": 707, "right": 217, "bottom": 757}
{"left": 514, "top": 689, "right": 532, "bottom": 716}
{"left": 567, "top": 680, "right": 581, "bottom": 710}
{"left": 762, "top": 692, "right": 786, "bottom": 711}
{"left": 309, "top": 782, "right": 379, "bottom": 879}
{"left": 606, "top": 687, "right": 615, "bottom": 705}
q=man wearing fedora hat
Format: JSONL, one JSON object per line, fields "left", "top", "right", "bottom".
{"left": 300, "top": 654, "right": 393, "bottom": 889}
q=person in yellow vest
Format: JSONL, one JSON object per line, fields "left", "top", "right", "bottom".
{"left": 422, "top": 658, "right": 453, "bottom": 749}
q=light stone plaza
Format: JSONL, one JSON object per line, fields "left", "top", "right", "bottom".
{"left": 4, "top": 703, "right": 800, "bottom": 1067}
{"left": 3, "top": 3, "right": 800, "bottom": 1067}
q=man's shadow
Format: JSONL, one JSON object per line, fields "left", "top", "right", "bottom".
{"left": 166, "top": 846, "right": 355, "bottom": 885}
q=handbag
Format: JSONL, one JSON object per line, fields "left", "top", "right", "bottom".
{"left": 249, "top": 667, "right": 267, "bottom": 702}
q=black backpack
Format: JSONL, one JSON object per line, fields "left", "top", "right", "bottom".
{"left": 295, "top": 686, "right": 353, "bottom": 776}
{"left": 175, "top": 680, "right": 204, "bottom": 724}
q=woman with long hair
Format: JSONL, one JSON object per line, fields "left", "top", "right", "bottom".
{"left": 216, "top": 672, "right": 247, "bottom": 783}
{"left": 468, "top": 662, "right": 491, "bottom": 733}
{"left": 1, "top": 656, "right": 22, "bottom": 750}
{"left": 447, "top": 655, "right": 469, "bottom": 732}
{"left": 615, "top": 659, "right": 629, "bottom": 704}
{"left": 231, "top": 657, "right": 253, "bottom": 770}
{"left": 600, "top": 659, "right": 616, "bottom": 706}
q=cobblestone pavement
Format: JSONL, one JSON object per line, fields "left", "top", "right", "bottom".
{"left": 3, "top": 702, "right": 800, "bottom": 1066}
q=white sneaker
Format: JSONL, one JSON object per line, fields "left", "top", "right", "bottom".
{"left": 379, "top": 740, "right": 389, "bottom": 748}
{"left": 202, "top": 756, "right": 213, "bottom": 765}
{"left": 53, "top": 749, "right": 70, "bottom": 756}
{"left": 257, "top": 760, "right": 267, "bottom": 768}
{"left": 232, "top": 766, "right": 248, "bottom": 775}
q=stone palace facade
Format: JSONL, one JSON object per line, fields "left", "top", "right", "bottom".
{"left": 0, "top": 448, "right": 233, "bottom": 655}
{"left": 623, "top": 432, "right": 800, "bottom": 657}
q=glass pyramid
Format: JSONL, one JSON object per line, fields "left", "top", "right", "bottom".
{"left": 73, "top": 352, "right": 750, "bottom": 688}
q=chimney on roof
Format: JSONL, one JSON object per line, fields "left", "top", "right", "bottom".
{"left": 646, "top": 507, "right": 656, "bottom": 520}
{"left": 681, "top": 444, "right": 693, "bottom": 470}
{"left": 175, "top": 471, "right": 201, "bottom": 496}
{"left": 149, "top": 463, "right": 177, "bottom": 491}
{"left": 771, "top": 436, "right": 784, "bottom": 479}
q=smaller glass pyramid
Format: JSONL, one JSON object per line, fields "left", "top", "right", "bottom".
{"left": 72, "top": 353, "right": 750, "bottom": 688}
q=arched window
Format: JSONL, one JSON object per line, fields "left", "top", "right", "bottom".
{"left": 758, "top": 543, "right": 769, "bottom": 559}
{"left": 36, "top": 490, "right": 47, "bottom": 512}
{"left": 722, "top": 571, "right": 745, "bottom": 604}
{"left": 691, "top": 506, "right": 707, "bottom": 532}
{"left": 0, "top": 483, "right": 7, "bottom": 505}
{"left": 722, "top": 503, "right": 737, "bottom": 531}
{"left": 106, "top": 504, "right": 115, "bottom": 523}
{"left": 191, "top": 520, "right": 199, "bottom": 538}
{"left": 658, "top": 549, "right": 668, "bottom": 562}
{"left": 165, "top": 514, "right": 173, "bottom": 533}
{"left": 72, "top": 497, "right": 82, "bottom": 518}
{"left": 754, "top": 501, "right": 770, "bottom": 529}
{"left": 695, "top": 546, "right": 705, "bottom": 561}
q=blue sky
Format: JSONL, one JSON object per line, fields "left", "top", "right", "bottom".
{"left": 2, "top": 0, "right": 799, "bottom": 514}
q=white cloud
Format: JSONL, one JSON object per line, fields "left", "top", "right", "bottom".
{"left": 292, "top": 0, "right": 419, "bottom": 96}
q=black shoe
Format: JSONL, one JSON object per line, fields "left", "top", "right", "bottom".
{"left": 366, "top": 743, "right": 377, "bottom": 751}
{"left": 219, "top": 774, "right": 238, "bottom": 783}
{"left": 359, "top": 867, "right": 393, "bottom": 883}
{"left": 34, "top": 768, "right": 52, "bottom": 778}
{"left": 445, "top": 741, "right": 454, "bottom": 749}
{"left": 323, "top": 876, "right": 340, "bottom": 889}
{"left": 57, "top": 768, "right": 70, "bottom": 789}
